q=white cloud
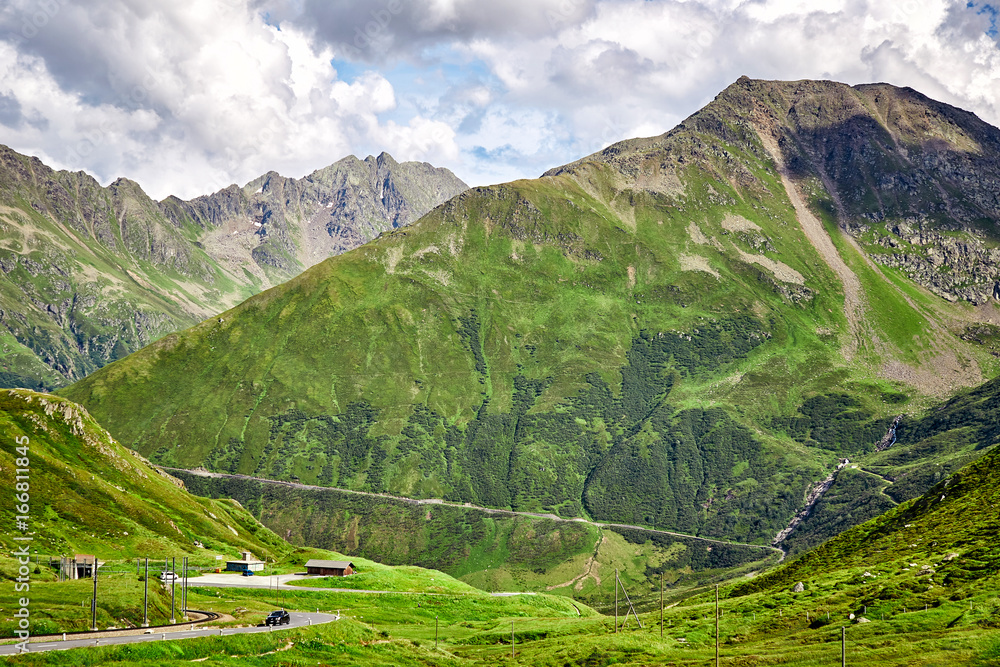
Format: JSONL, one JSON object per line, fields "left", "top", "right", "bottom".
{"left": 0, "top": 0, "right": 997, "bottom": 198}
{"left": 0, "top": 0, "right": 459, "bottom": 198}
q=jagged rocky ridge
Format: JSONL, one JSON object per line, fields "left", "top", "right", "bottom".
{"left": 0, "top": 145, "right": 466, "bottom": 388}
{"left": 865, "top": 221, "right": 1000, "bottom": 304}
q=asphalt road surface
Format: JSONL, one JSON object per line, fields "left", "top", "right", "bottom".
{"left": 0, "top": 612, "right": 338, "bottom": 655}
{"left": 188, "top": 572, "right": 537, "bottom": 596}
{"left": 191, "top": 572, "right": 320, "bottom": 590}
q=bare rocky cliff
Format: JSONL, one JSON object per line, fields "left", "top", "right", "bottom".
{"left": 161, "top": 152, "right": 467, "bottom": 277}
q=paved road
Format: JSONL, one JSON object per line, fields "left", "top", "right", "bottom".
{"left": 191, "top": 572, "right": 324, "bottom": 591}
{"left": 187, "top": 572, "right": 537, "bottom": 597}
{"left": 1, "top": 612, "right": 338, "bottom": 655}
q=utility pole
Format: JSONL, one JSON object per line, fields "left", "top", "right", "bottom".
{"left": 91, "top": 559, "right": 98, "bottom": 631}
{"left": 511, "top": 620, "right": 514, "bottom": 660}
{"left": 142, "top": 558, "right": 149, "bottom": 627}
{"left": 715, "top": 584, "right": 720, "bottom": 667}
{"left": 842, "top": 626, "right": 846, "bottom": 667}
{"left": 660, "top": 572, "right": 664, "bottom": 639}
{"left": 170, "top": 556, "right": 176, "bottom": 624}
{"left": 435, "top": 615, "right": 439, "bottom": 649}
{"left": 615, "top": 568, "right": 618, "bottom": 634}
{"left": 182, "top": 556, "right": 188, "bottom": 617}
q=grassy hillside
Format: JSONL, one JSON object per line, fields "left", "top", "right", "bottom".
{"left": 0, "top": 388, "right": 294, "bottom": 634}
{"left": 777, "top": 374, "right": 1000, "bottom": 555}
{"left": 734, "top": 428, "right": 1000, "bottom": 598}
{"left": 0, "top": 389, "right": 287, "bottom": 559}
{"left": 60, "top": 78, "right": 1000, "bottom": 555}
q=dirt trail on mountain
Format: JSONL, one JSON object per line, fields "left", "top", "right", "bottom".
{"left": 755, "top": 130, "right": 864, "bottom": 361}
{"left": 547, "top": 536, "right": 604, "bottom": 592}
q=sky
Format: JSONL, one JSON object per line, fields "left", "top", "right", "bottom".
{"left": 0, "top": 0, "right": 998, "bottom": 200}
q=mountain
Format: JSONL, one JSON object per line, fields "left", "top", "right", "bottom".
{"left": 59, "top": 78, "right": 1000, "bottom": 552}
{"left": 0, "top": 146, "right": 467, "bottom": 389}
{"left": 162, "top": 152, "right": 469, "bottom": 274}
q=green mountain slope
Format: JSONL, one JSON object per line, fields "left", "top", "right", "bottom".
{"left": 733, "top": 428, "right": 1000, "bottom": 602}
{"left": 0, "top": 147, "right": 466, "bottom": 389}
{"left": 764, "top": 373, "right": 1000, "bottom": 555}
{"left": 60, "top": 78, "right": 1000, "bottom": 550}
{"left": 0, "top": 388, "right": 286, "bottom": 559}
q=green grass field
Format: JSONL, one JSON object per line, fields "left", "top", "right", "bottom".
{"left": 6, "top": 441, "right": 1000, "bottom": 664}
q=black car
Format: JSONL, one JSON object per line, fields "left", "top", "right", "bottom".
{"left": 265, "top": 610, "right": 290, "bottom": 626}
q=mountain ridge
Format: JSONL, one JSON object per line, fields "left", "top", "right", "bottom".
{"left": 0, "top": 145, "right": 467, "bottom": 388}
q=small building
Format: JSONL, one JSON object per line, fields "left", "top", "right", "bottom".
{"left": 305, "top": 559, "right": 355, "bottom": 576}
{"left": 225, "top": 558, "right": 265, "bottom": 573}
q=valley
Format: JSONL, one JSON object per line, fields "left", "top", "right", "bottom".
{"left": 5, "top": 76, "right": 1000, "bottom": 665}
{"left": 3, "top": 388, "right": 1000, "bottom": 665}
{"left": 60, "top": 78, "right": 1000, "bottom": 556}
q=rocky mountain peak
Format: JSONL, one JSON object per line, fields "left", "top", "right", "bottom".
{"left": 554, "top": 77, "right": 1000, "bottom": 305}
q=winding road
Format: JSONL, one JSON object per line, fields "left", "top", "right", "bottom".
{"left": 0, "top": 612, "right": 339, "bottom": 655}
{"left": 164, "top": 467, "right": 784, "bottom": 560}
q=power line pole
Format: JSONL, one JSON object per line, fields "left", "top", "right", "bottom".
{"left": 842, "top": 626, "right": 846, "bottom": 667}
{"left": 170, "top": 556, "right": 176, "bottom": 624}
{"left": 511, "top": 620, "right": 514, "bottom": 660}
{"left": 91, "top": 559, "right": 98, "bottom": 631}
{"left": 615, "top": 573, "right": 642, "bottom": 629}
{"left": 615, "top": 569, "right": 618, "bottom": 634}
{"left": 660, "top": 572, "right": 664, "bottom": 639}
{"left": 715, "top": 584, "right": 720, "bottom": 667}
{"left": 142, "top": 558, "right": 149, "bottom": 627}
